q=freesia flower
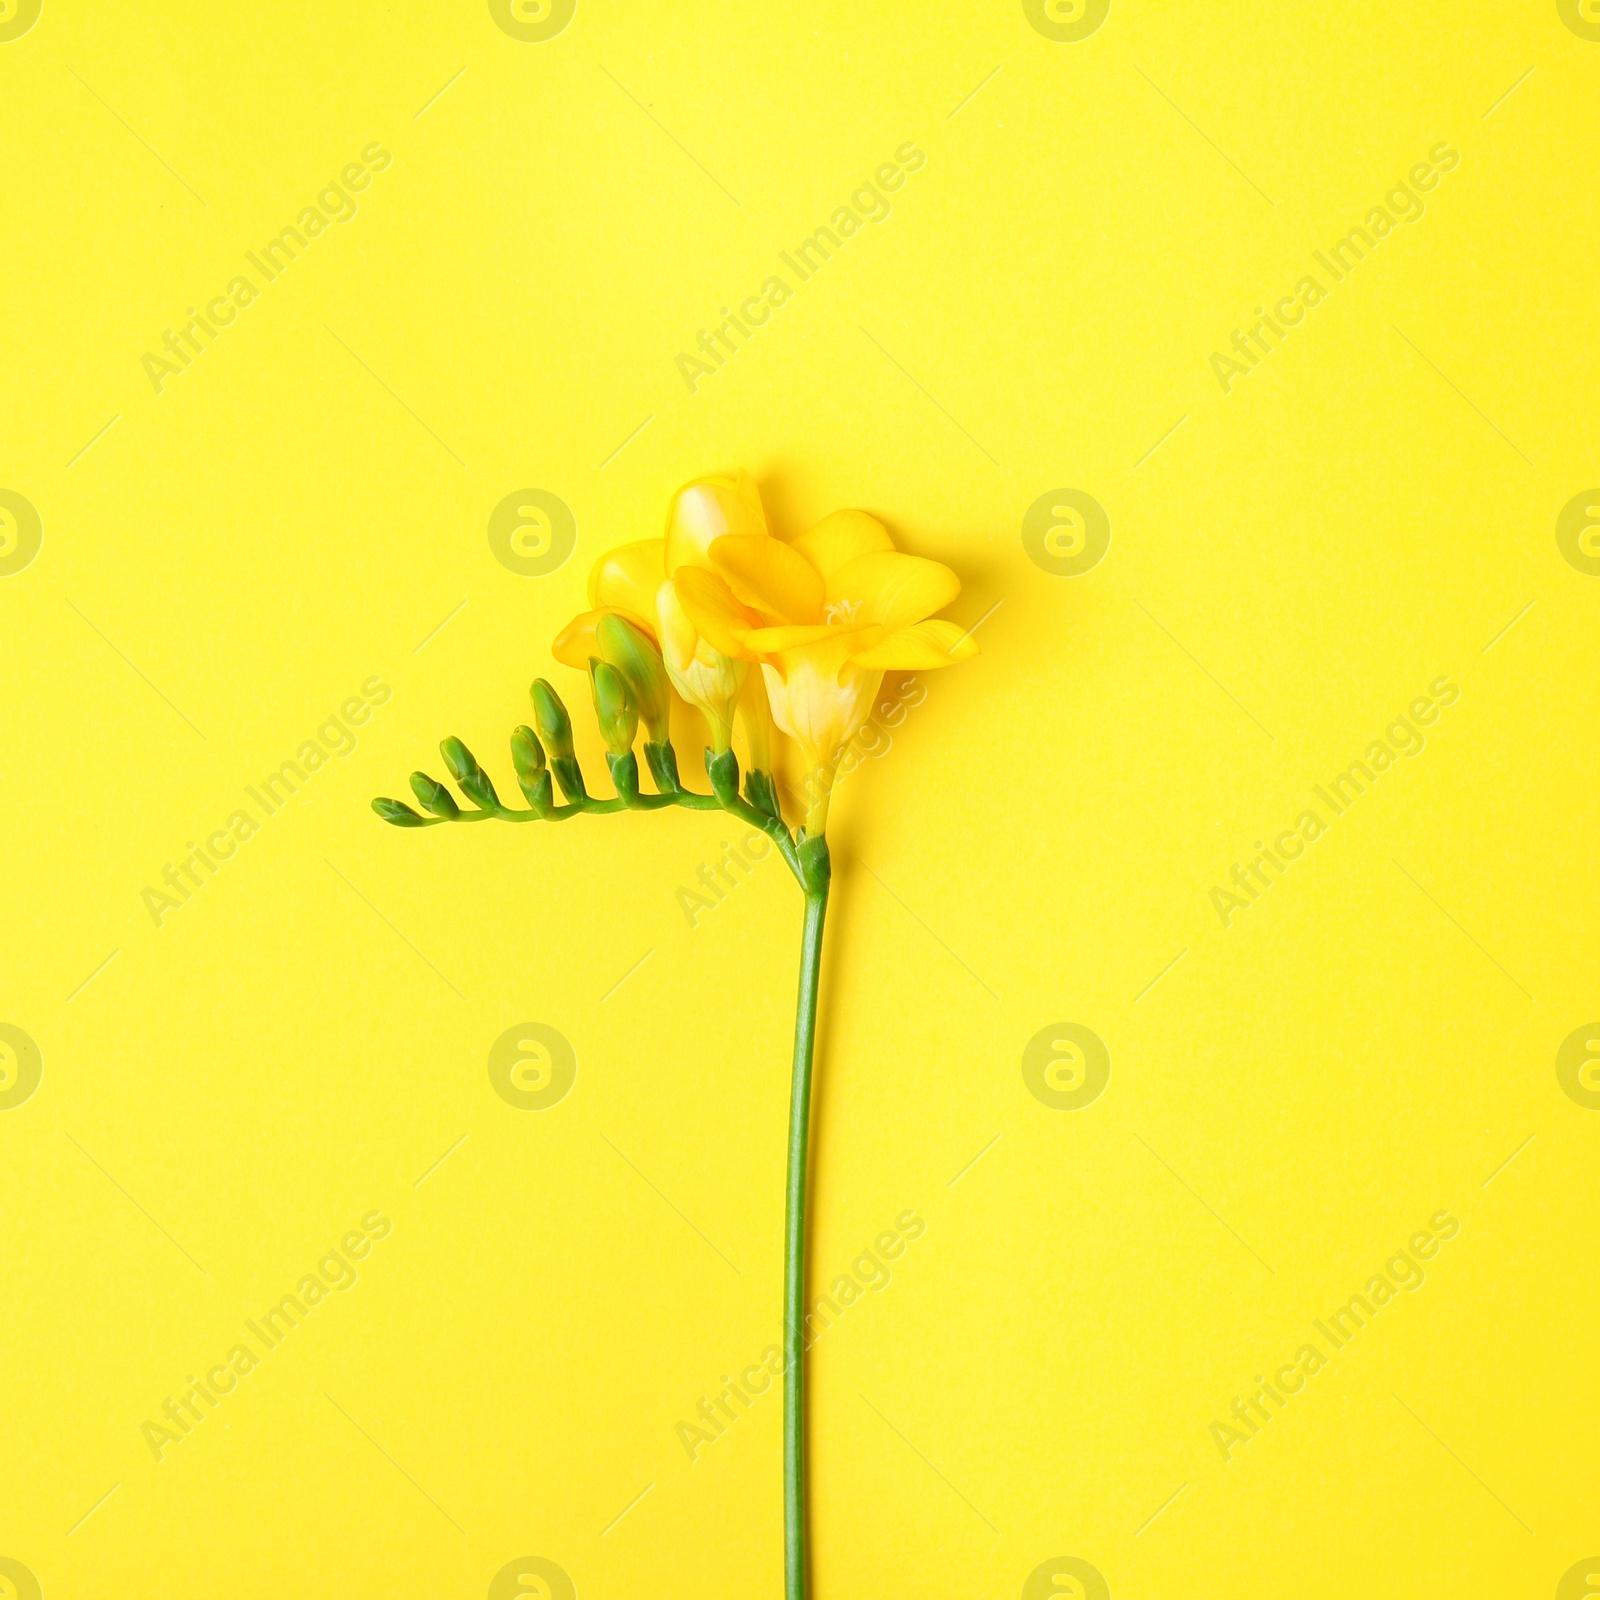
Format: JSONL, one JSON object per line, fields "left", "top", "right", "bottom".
{"left": 375, "top": 464, "right": 978, "bottom": 1600}
{"left": 670, "top": 495, "right": 977, "bottom": 832}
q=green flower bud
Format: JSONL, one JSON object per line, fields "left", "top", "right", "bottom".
{"left": 510, "top": 725, "right": 546, "bottom": 780}
{"left": 410, "top": 771, "right": 460, "bottom": 819}
{"left": 440, "top": 737, "right": 480, "bottom": 783}
{"left": 372, "top": 797, "right": 427, "bottom": 827}
{"left": 439, "top": 738, "right": 499, "bottom": 810}
{"left": 511, "top": 726, "right": 551, "bottom": 811}
{"left": 589, "top": 658, "right": 638, "bottom": 755}
{"left": 531, "top": 679, "right": 575, "bottom": 760}
{"left": 597, "top": 612, "right": 671, "bottom": 743}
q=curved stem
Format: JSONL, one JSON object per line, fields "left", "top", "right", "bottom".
{"left": 784, "top": 856, "right": 829, "bottom": 1600}
{"left": 730, "top": 798, "right": 803, "bottom": 883}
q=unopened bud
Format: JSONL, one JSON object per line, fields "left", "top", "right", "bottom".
{"left": 440, "top": 737, "right": 499, "bottom": 810}
{"left": 598, "top": 612, "right": 671, "bottom": 743}
{"left": 410, "top": 771, "right": 460, "bottom": 818}
{"left": 440, "top": 737, "right": 480, "bottom": 782}
{"left": 511, "top": 726, "right": 552, "bottom": 811}
{"left": 510, "top": 725, "right": 546, "bottom": 780}
{"left": 531, "top": 679, "right": 575, "bottom": 760}
{"left": 589, "top": 658, "right": 638, "bottom": 755}
{"left": 372, "top": 797, "right": 427, "bottom": 827}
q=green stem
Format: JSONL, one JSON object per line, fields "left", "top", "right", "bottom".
{"left": 785, "top": 840, "right": 830, "bottom": 1600}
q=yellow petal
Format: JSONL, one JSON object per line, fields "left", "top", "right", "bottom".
{"left": 710, "top": 534, "right": 824, "bottom": 623}
{"left": 828, "top": 549, "right": 960, "bottom": 629}
{"left": 671, "top": 565, "right": 761, "bottom": 658}
{"left": 737, "top": 666, "right": 773, "bottom": 771}
{"left": 848, "top": 618, "right": 978, "bottom": 669}
{"left": 742, "top": 622, "right": 844, "bottom": 652}
{"left": 771, "top": 629, "right": 865, "bottom": 684}
{"left": 552, "top": 609, "right": 607, "bottom": 668}
{"left": 789, "top": 509, "right": 894, "bottom": 583}
{"left": 654, "top": 581, "right": 699, "bottom": 677}
{"left": 588, "top": 540, "right": 665, "bottom": 629}
{"left": 664, "top": 473, "right": 768, "bottom": 574}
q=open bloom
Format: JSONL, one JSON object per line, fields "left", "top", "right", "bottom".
{"left": 552, "top": 473, "right": 772, "bottom": 755}
{"left": 553, "top": 471, "right": 975, "bottom": 833}
{"left": 670, "top": 492, "right": 976, "bottom": 830}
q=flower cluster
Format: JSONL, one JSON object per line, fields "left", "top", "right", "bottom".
{"left": 373, "top": 471, "right": 976, "bottom": 876}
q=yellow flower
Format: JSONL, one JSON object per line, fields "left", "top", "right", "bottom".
{"left": 554, "top": 472, "right": 976, "bottom": 832}
{"left": 551, "top": 473, "right": 768, "bottom": 755}
{"left": 672, "top": 501, "right": 976, "bottom": 833}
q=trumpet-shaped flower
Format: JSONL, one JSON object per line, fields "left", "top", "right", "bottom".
{"left": 672, "top": 503, "right": 976, "bottom": 831}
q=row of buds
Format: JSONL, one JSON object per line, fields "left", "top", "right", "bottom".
{"left": 372, "top": 614, "right": 793, "bottom": 867}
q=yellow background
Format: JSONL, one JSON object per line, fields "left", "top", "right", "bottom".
{"left": 2, "top": 3, "right": 1597, "bottom": 1596}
